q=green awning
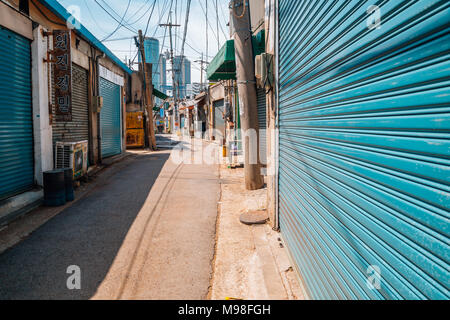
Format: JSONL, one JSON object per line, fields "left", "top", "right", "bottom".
{"left": 207, "top": 30, "right": 265, "bottom": 81}
{"left": 207, "top": 40, "right": 237, "bottom": 81}
{"left": 153, "top": 88, "right": 169, "bottom": 100}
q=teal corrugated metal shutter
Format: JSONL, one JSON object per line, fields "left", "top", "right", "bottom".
{"left": 0, "top": 26, "right": 33, "bottom": 200}
{"left": 99, "top": 77, "right": 121, "bottom": 158}
{"left": 278, "top": 0, "right": 450, "bottom": 300}
{"left": 256, "top": 88, "right": 267, "bottom": 165}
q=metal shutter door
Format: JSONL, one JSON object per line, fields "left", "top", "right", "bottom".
{"left": 214, "top": 99, "right": 225, "bottom": 139}
{"left": 99, "top": 77, "right": 121, "bottom": 158}
{"left": 256, "top": 87, "right": 267, "bottom": 165}
{"left": 52, "top": 63, "right": 89, "bottom": 143}
{"left": 278, "top": 0, "right": 450, "bottom": 300}
{"left": 0, "top": 26, "right": 33, "bottom": 200}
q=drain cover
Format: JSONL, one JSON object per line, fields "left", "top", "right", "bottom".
{"left": 239, "top": 210, "right": 269, "bottom": 225}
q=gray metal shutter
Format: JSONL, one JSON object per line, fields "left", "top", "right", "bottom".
{"left": 0, "top": 26, "right": 34, "bottom": 200}
{"left": 99, "top": 77, "right": 122, "bottom": 158}
{"left": 278, "top": 0, "right": 450, "bottom": 299}
{"left": 256, "top": 87, "right": 267, "bottom": 165}
{"left": 213, "top": 99, "right": 225, "bottom": 140}
{"left": 52, "top": 63, "right": 89, "bottom": 143}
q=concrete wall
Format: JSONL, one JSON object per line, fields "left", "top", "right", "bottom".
{"left": 127, "top": 72, "right": 144, "bottom": 112}
{"left": 250, "top": 0, "right": 265, "bottom": 33}
{"left": 0, "top": 1, "right": 33, "bottom": 40}
{"left": 229, "top": 0, "right": 265, "bottom": 36}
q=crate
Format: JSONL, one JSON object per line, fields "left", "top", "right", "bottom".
{"left": 126, "top": 111, "right": 144, "bottom": 129}
{"left": 126, "top": 129, "right": 145, "bottom": 148}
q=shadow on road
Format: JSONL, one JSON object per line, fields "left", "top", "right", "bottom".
{"left": 0, "top": 152, "right": 170, "bottom": 299}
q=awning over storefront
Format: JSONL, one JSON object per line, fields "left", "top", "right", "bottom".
{"left": 153, "top": 88, "right": 169, "bottom": 100}
{"left": 207, "top": 40, "right": 236, "bottom": 81}
{"left": 207, "top": 30, "right": 265, "bottom": 81}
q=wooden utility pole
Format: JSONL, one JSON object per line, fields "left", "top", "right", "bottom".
{"left": 138, "top": 30, "right": 157, "bottom": 150}
{"left": 230, "top": 0, "right": 264, "bottom": 190}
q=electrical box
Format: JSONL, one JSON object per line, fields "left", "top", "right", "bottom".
{"left": 93, "top": 96, "right": 103, "bottom": 113}
{"left": 255, "top": 53, "right": 274, "bottom": 89}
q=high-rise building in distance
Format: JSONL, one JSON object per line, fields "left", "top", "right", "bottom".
{"left": 173, "top": 55, "right": 191, "bottom": 99}
{"left": 139, "top": 38, "right": 167, "bottom": 104}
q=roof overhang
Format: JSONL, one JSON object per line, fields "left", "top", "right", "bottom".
{"left": 38, "top": 0, "right": 132, "bottom": 75}
{"left": 206, "top": 30, "right": 265, "bottom": 81}
{"left": 153, "top": 88, "right": 169, "bottom": 100}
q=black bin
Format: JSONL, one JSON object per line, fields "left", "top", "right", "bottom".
{"left": 43, "top": 169, "right": 66, "bottom": 206}
{"left": 63, "top": 168, "right": 74, "bottom": 201}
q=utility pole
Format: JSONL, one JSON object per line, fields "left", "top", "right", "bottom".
{"left": 160, "top": 13, "right": 181, "bottom": 134}
{"left": 195, "top": 53, "right": 209, "bottom": 91}
{"left": 138, "top": 29, "right": 157, "bottom": 150}
{"left": 230, "top": 0, "right": 264, "bottom": 190}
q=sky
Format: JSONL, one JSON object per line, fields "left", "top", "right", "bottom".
{"left": 57, "top": 0, "right": 230, "bottom": 84}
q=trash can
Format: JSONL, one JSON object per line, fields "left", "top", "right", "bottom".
{"left": 43, "top": 169, "right": 66, "bottom": 206}
{"left": 63, "top": 168, "right": 74, "bottom": 202}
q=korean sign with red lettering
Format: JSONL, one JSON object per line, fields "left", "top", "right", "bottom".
{"left": 53, "top": 30, "right": 72, "bottom": 121}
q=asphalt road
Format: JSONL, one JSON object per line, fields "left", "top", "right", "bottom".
{"left": 0, "top": 135, "right": 220, "bottom": 299}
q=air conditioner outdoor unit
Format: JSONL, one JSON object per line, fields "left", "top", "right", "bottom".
{"left": 55, "top": 140, "right": 88, "bottom": 179}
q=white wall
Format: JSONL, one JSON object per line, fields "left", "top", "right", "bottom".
{"left": 32, "top": 26, "right": 53, "bottom": 186}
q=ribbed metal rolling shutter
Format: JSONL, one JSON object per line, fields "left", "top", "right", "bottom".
{"left": 0, "top": 26, "right": 33, "bottom": 200}
{"left": 99, "top": 77, "right": 121, "bottom": 158}
{"left": 278, "top": 0, "right": 450, "bottom": 300}
{"left": 256, "top": 87, "right": 267, "bottom": 166}
{"left": 52, "top": 63, "right": 89, "bottom": 144}
{"left": 214, "top": 99, "right": 225, "bottom": 140}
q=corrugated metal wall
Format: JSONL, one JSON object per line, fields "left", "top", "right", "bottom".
{"left": 0, "top": 26, "right": 34, "bottom": 200}
{"left": 52, "top": 63, "right": 89, "bottom": 143}
{"left": 278, "top": 0, "right": 450, "bottom": 299}
{"left": 99, "top": 77, "right": 122, "bottom": 158}
{"left": 256, "top": 87, "right": 267, "bottom": 165}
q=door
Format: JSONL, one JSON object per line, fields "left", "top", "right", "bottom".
{"left": 100, "top": 77, "right": 121, "bottom": 158}
{"left": 278, "top": 0, "right": 450, "bottom": 299}
{"left": 213, "top": 99, "right": 225, "bottom": 141}
{"left": 0, "top": 26, "right": 33, "bottom": 200}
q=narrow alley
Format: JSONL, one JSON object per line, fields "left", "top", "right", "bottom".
{"left": 0, "top": 0, "right": 448, "bottom": 306}
{"left": 0, "top": 135, "right": 220, "bottom": 299}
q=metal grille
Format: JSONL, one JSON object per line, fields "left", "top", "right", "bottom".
{"left": 278, "top": 0, "right": 450, "bottom": 300}
{"left": 256, "top": 87, "right": 267, "bottom": 166}
{"left": 52, "top": 63, "right": 89, "bottom": 143}
{"left": 55, "top": 145, "right": 71, "bottom": 169}
{"left": 0, "top": 26, "right": 33, "bottom": 200}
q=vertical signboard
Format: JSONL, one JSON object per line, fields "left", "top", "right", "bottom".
{"left": 53, "top": 30, "right": 72, "bottom": 121}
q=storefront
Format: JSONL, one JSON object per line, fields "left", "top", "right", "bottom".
{"left": 0, "top": 25, "right": 34, "bottom": 200}
{"left": 277, "top": 0, "right": 450, "bottom": 299}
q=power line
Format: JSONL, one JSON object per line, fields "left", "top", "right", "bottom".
{"left": 101, "top": 0, "right": 133, "bottom": 41}
{"left": 143, "top": 0, "right": 158, "bottom": 37}
{"left": 93, "top": 0, "right": 137, "bottom": 34}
